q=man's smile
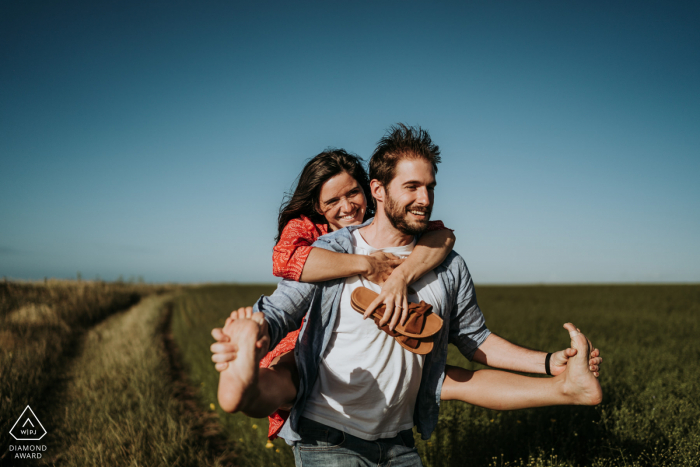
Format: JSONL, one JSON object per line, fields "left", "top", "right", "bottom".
{"left": 407, "top": 206, "right": 431, "bottom": 219}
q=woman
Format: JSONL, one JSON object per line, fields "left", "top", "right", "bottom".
{"left": 211, "top": 149, "right": 602, "bottom": 439}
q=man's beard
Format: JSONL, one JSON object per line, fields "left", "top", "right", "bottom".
{"left": 383, "top": 188, "right": 432, "bottom": 236}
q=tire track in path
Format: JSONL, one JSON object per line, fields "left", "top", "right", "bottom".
{"left": 37, "top": 295, "right": 235, "bottom": 467}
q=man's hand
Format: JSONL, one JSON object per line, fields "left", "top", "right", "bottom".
{"left": 549, "top": 324, "right": 602, "bottom": 377}
{"left": 363, "top": 251, "right": 404, "bottom": 285}
{"left": 472, "top": 324, "right": 602, "bottom": 377}
{"left": 211, "top": 307, "right": 269, "bottom": 372}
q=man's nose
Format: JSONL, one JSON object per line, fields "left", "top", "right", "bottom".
{"left": 416, "top": 187, "right": 430, "bottom": 206}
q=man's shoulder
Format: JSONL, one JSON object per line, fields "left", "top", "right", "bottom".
{"left": 312, "top": 218, "right": 373, "bottom": 253}
{"left": 312, "top": 228, "right": 352, "bottom": 253}
{"left": 437, "top": 250, "right": 474, "bottom": 288}
{"left": 441, "top": 250, "right": 468, "bottom": 272}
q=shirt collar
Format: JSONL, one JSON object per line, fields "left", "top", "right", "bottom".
{"left": 312, "top": 217, "right": 374, "bottom": 254}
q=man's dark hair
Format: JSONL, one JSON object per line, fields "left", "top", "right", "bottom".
{"left": 369, "top": 123, "right": 441, "bottom": 187}
{"left": 276, "top": 149, "right": 373, "bottom": 243}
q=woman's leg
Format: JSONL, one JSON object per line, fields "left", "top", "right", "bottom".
{"left": 241, "top": 351, "right": 299, "bottom": 418}
{"left": 215, "top": 307, "right": 301, "bottom": 417}
{"left": 441, "top": 329, "right": 602, "bottom": 409}
{"left": 217, "top": 317, "right": 299, "bottom": 417}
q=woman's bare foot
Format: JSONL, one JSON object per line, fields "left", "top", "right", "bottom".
{"left": 217, "top": 318, "right": 267, "bottom": 413}
{"left": 559, "top": 323, "right": 603, "bottom": 406}
{"left": 211, "top": 307, "right": 267, "bottom": 372}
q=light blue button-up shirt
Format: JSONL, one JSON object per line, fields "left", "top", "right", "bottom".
{"left": 254, "top": 218, "right": 491, "bottom": 444}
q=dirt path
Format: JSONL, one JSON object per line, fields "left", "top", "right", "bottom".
{"left": 38, "top": 295, "right": 234, "bottom": 467}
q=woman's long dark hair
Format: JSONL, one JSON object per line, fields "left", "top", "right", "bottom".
{"left": 276, "top": 149, "right": 374, "bottom": 243}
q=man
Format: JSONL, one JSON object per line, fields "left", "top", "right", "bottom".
{"left": 217, "top": 124, "right": 599, "bottom": 466}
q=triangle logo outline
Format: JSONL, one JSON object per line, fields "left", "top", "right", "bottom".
{"left": 9, "top": 405, "right": 47, "bottom": 441}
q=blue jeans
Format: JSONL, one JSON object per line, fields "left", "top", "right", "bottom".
{"left": 292, "top": 417, "right": 423, "bottom": 467}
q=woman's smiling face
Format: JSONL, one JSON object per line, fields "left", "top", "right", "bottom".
{"left": 316, "top": 171, "right": 368, "bottom": 231}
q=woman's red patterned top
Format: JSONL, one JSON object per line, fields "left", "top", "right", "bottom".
{"left": 272, "top": 215, "right": 329, "bottom": 282}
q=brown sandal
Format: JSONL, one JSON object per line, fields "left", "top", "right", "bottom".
{"left": 374, "top": 320, "right": 436, "bottom": 355}
{"left": 350, "top": 287, "right": 443, "bottom": 355}
{"left": 350, "top": 287, "right": 443, "bottom": 338}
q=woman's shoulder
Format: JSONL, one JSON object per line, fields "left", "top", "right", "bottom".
{"left": 280, "top": 215, "right": 328, "bottom": 242}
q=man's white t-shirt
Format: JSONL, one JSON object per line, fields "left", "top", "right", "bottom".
{"left": 302, "top": 229, "right": 444, "bottom": 440}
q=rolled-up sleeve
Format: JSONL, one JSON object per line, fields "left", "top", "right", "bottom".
{"left": 253, "top": 279, "right": 317, "bottom": 350}
{"left": 448, "top": 256, "right": 491, "bottom": 360}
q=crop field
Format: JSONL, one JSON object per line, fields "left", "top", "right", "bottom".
{"left": 171, "top": 283, "right": 700, "bottom": 467}
{"left": 2, "top": 281, "right": 698, "bottom": 466}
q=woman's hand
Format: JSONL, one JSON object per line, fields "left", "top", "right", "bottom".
{"left": 211, "top": 307, "right": 268, "bottom": 372}
{"left": 363, "top": 251, "right": 404, "bottom": 285}
{"left": 362, "top": 269, "right": 411, "bottom": 332}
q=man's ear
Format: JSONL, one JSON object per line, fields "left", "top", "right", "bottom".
{"left": 370, "top": 179, "right": 384, "bottom": 205}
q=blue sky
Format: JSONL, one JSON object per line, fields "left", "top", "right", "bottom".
{"left": 1, "top": 1, "right": 698, "bottom": 283}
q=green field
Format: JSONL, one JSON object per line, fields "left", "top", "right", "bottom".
{"left": 171, "top": 284, "right": 700, "bottom": 467}
{"left": 171, "top": 285, "right": 292, "bottom": 467}
{"left": 2, "top": 281, "right": 698, "bottom": 466}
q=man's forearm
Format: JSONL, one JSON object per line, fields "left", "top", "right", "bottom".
{"left": 254, "top": 279, "right": 314, "bottom": 349}
{"left": 471, "top": 333, "right": 548, "bottom": 375}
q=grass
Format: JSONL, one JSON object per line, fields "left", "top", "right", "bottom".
{"left": 170, "top": 284, "right": 293, "bottom": 467}
{"left": 38, "top": 294, "right": 234, "bottom": 466}
{"left": 0, "top": 279, "right": 170, "bottom": 464}
{"left": 171, "top": 284, "right": 700, "bottom": 467}
{"left": 3, "top": 281, "right": 697, "bottom": 466}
